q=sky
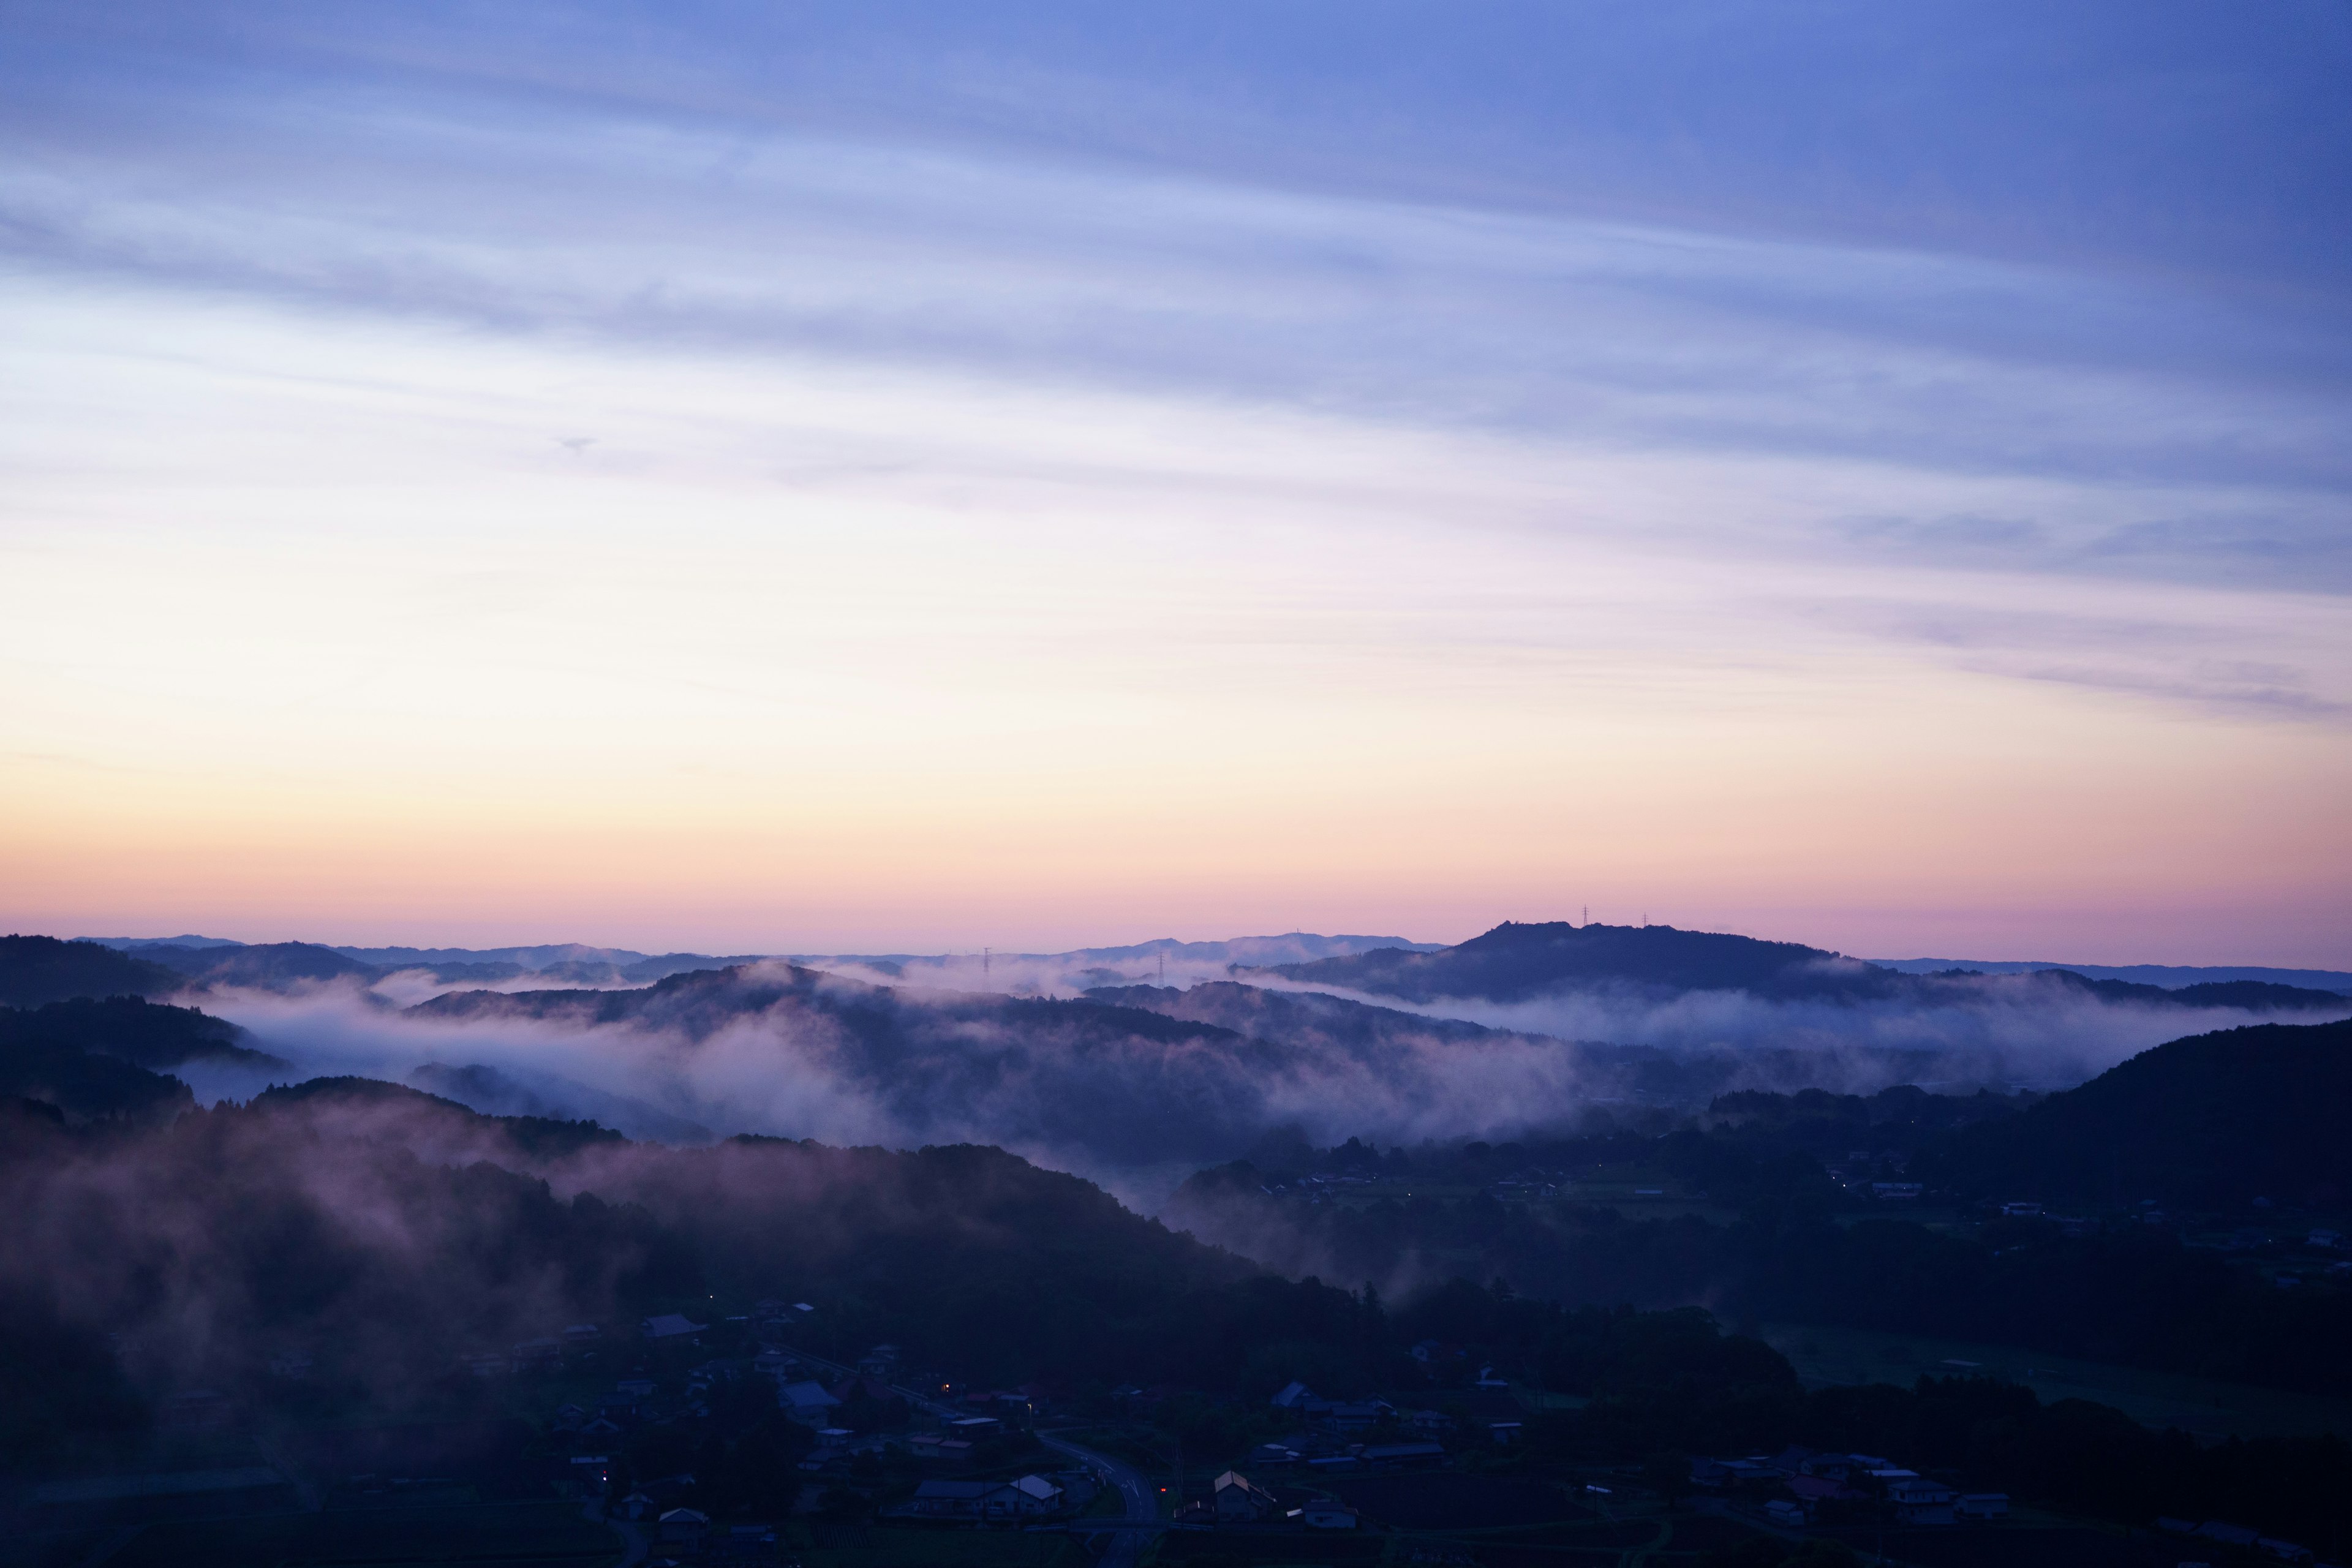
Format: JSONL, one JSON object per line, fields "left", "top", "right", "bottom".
{"left": 2, "top": 1, "right": 2348, "bottom": 963}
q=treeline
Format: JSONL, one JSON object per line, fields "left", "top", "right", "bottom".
{"left": 1914, "top": 1019, "right": 2352, "bottom": 1208}
{"left": 1167, "top": 1166, "right": 2352, "bottom": 1397}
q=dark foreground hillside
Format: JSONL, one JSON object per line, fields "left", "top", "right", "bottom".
{"left": 0, "top": 1068, "right": 2347, "bottom": 1560}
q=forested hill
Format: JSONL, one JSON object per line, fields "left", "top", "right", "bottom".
{"left": 1262, "top": 920, "right": 2350, "bottom": 1011}
{"left": 405, "top": 963, "right": 1300, "bottom": 1167}
{"left": 0, "top": 1074, "right": 1263, "bottom": 1447}
{"left": 1261, "top": 921, "right": 1865, "bottom": 1002}
{"left": 1913, "top": 1017, "right": 2352, "bottom": 1207}
{"left": 0, "top": 934, "right": 184, "bottom": 1007}
{"left": 2, "top": 995, "right": 283, "bottom": 1071}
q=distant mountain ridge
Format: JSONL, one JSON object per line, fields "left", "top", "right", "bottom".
{"left": 1871, "top": 957, "right": 2352, "bottom": 995}
{"left": 71, "top": 931, "right": 1435, "bottom": 993}
{"left": 1259, "top": 921, "right": 2351, "bottom": 1012}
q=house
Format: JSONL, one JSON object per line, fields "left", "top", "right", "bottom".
{"left": 641, "top": 1314, "right": 707, "bottom": 1340}
{"left": 2258, "top": 1538, "right": 2315, "bottom": 1563}
{"left": 778, "top": 1380, "right": 843, "bottom": 1423}
{"left": 1001, "top": 1475, "right": 1065, "bottom": 1517}
{"left": 2310, "top": 1230, "right": 2342, "bottom": 1250}
{"left": 510, "top": 1338, "right": 560, "bottom": 1370}
{"left": 947, "top": 1415, "right": 1002, "bottom": 1438}
{"left": 619, "top": 1491, "right": 659, "bottom": 1521}
{"left": 657, "top": 1507, "right": 709, "bottom": 1548}
{"left": 1955, "top": 1493, "right": 2008, "bottom": 1521}
{"left": 1487, "top": 1421, "right": 1523, "bottom": 1445}
{"left": 1270, "top": 1380, "right": 1319, "bottom": 1410}
{"left": 1248, "top": 1443, "right": 1301, "bottom": 1468}
{"left": 1408, "top": 1409, "right": 1455, "bottom": 1434}
{"left": 1765, "top": 1499, "right": 1806, "bottom": 1527}
{"left": 1322, "top": 1398, "right": 1394, "bottom": 1431}
{"left": 1213, "top": 1470, "right": 1279, "bottom": 1523}
{"left": 1886, "top": 1477, "right": 1957, "bottom": 1526}
{"left": 617, "top": 1378, "right": 658, "bottom": 1398}
{"left": 1360, "top": 1442, "right": 1446, "bottom": 1467}
{"left": 2000, "top": 1201, "right": 2043, "bottom": 1218}
{"left": 581, "top": 1416, "right": 625, "bottom": 1441}
{"left": 459, "top": 1351, "right": 505, "bottom": 1379}
{"left": 1298, "top": 1501, "right": 1358, "bottom": 1530}
{"left": 551, "top": 1403, "right": 587, "bottom": 1431}
{"left": 562, "top": 1323, "right": 602, "bottom": 1346}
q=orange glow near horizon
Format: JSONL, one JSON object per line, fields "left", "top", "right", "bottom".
{"left": 2, "top": 280, "right": 2348, "bottom": 969}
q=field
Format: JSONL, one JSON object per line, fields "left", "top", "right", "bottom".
{"left": 1762, "top": 1321, "right": 2352, "bottom": 1441}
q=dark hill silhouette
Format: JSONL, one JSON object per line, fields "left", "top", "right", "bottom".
{"left": 0, "top": 995, "right": 282, "bottom": 1123}
{"left": 0, "top": 935, "right": 184, "bottom": 1007}
{"left": 0, "top": 996, "right": 285, "bottom": 1072}
{"left": 1912, "top": 1018, "right": 2352, "bottom": 1207}
{"left": 1261, "top": 921, "right": 2350, "bottom": 1012}
{"left": 1261, "top": 921, "right": 1901, "bottom": 1002}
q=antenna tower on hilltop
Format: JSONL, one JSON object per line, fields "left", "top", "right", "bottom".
{"left": 984, "top": 946, "right": 990, "bottom": 978}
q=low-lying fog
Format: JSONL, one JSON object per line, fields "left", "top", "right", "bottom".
{"left": 177, "top": 952, "right": 2350, "bottom": 1208}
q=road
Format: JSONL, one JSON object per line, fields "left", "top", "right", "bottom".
{"left": 1036, "top": 1431, "right": 1158, "bottom": 1568}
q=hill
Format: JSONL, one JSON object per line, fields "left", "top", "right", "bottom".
{"left": 1913, "top": 1018, "right": 2352, "bottom": 1207}
{"left": 1262, "top": 921, "right": 1909, "bottom": 1003}
{"left": 0, "top": 996, "right": 285, "bottom": 1072}
{"left": 1262, "top": 921, "right": 2350, "bottom": 1011}
{"left": 405, "top": 963, "right": 1282, "bottom": 1166}
{"left": 0, "top": 1074, "right": 1264, "bottom": 1419}
{"left": 0, "top": 935, "right": 185, "bottom": 1007}
{"left": 141, "top": 940, "right": 382, "bottom": 989}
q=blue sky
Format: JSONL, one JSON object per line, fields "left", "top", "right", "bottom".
{"left": 2, "top": 2, "right": 2347, "bottom": 957}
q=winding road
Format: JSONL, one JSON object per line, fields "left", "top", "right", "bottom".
{"left": 1036, "top": 1431, "right": 1159, "bottom": 1568}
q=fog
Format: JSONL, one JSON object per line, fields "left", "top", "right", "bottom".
{"left": 174, "top": 961, "right": 2349, "bottom": 1208}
